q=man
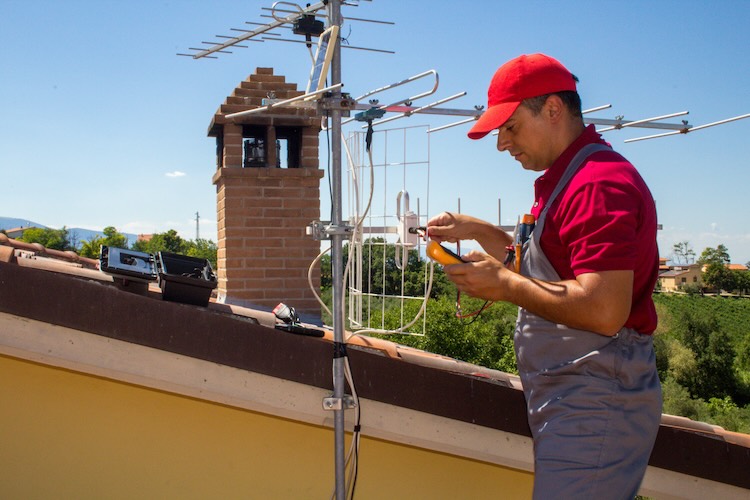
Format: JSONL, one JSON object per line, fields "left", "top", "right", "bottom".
{"left": 427, "top": 54, "right": 662, "bottom": 499}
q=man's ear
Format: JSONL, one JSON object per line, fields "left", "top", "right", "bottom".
{"left": 544, "top": 94, "right": 565, "bottom": 123}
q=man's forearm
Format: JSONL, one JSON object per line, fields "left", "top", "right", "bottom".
{"left": 504, "top": 270, "right": 633, "bottom": 336}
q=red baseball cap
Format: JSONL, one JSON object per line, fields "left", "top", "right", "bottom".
{"left": 467, "top": 53, "right": 577, "bottom": 140}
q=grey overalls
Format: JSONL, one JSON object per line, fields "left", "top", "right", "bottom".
{"left": 514, "top": 144, "right": 662, "bottom": 500}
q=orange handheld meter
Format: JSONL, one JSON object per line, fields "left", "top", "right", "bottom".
{"left": 426, "top": 240, "right": 464, "bottom": 265}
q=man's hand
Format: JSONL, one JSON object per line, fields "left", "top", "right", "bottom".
{"left": 442, "top": 250, "right": 510, "bottom": 302}
{"left": 425, "top": 212, "right": 477, "bottom": 243}
{"left": 426, "top": 212, "right": 511, "bottom": 260}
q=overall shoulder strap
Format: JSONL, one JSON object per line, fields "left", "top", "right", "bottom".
{"left": 537, "top": 143, "right": 611, "bottom": 227}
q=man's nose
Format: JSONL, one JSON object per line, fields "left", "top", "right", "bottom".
{"left": 496, "top": 129, "right": 510, "bottom": 152}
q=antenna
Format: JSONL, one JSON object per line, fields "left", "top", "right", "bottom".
{"left": 177, "top": 1, "right": 392, "bottom": 60}
{"left": 195, "top": 211, "right": 200, "bottom": 240}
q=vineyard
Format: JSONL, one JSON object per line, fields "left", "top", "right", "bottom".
{"left": 654, "top": 293, "right": 750, "bottom": 343}
{"left": 652, "top": 293, "right": 750, "bottom": 432}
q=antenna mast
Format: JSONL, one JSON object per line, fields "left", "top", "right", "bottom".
{"left": 327, "top": 2, "right": 348, "bottom": 498}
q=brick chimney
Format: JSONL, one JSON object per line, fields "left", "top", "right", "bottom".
{"left": 209, "top": 68, "right": 324, "bottom": 317}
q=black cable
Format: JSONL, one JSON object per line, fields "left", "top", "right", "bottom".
{"left": 349, "top": 424, "right": 360, "bottom": 500}
{"left": 365, "top": 121, "right": 374, "bottom": 152}
{"left": 345, "top": 355, "right": 361, "bottom": 500}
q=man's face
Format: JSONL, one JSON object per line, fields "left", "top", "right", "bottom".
{"left": 495, "top": 103, "right": 555, "bottom": 171}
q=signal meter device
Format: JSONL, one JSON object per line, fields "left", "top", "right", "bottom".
{"left": 426, "top": 240, "right": 465, "bottom": 265}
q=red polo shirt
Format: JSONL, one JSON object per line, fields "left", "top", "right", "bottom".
{"left": 530, "top": 125, "right": 659, "bottom": 334}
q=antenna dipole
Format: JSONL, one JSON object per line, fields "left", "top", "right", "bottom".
{"left": 177, "top": 2, "right": 329, "bottom": 59}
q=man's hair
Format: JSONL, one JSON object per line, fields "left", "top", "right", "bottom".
{"left": 521, "top": 74, "right": 582, "bottom": 119}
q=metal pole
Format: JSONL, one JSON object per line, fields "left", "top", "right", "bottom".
{"left": 328, "top": 1, "right": 347, "bottom": 499}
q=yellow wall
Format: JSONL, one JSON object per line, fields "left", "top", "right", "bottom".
{"left": 660, "top": 267, "right": 703, "bottom": 292}
{"left": 0, "top": 354, "right": 533, "bottom": 499}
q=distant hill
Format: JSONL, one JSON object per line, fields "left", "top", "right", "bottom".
{"left": 1, "top": 217, "right": 138, "bottom": 248}
{"left": 0, "top": 217, "right": 47, "bottom": 231}
{"left": 67, "top": 227, "right": 139, "bottom": 248}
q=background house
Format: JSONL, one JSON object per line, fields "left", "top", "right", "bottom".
{"left": 2, "top": 226, "right": 32, "bottom": 240}
{"left": 659, "top": 264, "right": 703, "bottom": 292}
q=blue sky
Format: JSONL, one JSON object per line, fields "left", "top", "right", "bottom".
{"left": 1, "top": 1, "right": 749, "bottom": 264}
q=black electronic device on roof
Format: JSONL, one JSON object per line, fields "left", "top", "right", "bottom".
{"left": 99, "top": 246, "right": 217, "bottom": 307}
{"left": 155, "top": 251, "right": 217, "bottom": 307}
{"left": 99, "top": 246, "right": 158, "bottom": 282}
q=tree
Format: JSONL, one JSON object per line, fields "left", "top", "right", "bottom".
{"left": 677, "top": 309, "right": 738, "bottom": 401}
{"left": 672, "top": 241, "right": 695, "bottom": 265}
{"left": 739, "top": 268, "right": 750, "bottom": 295}
{"left": 378, "top": 294, "right": 519, "bottom": 374}
{"left": 660, "top": 378, "right": 709, "bottom": 424}
{"left": 737, "top": 334, "right": 750, "bottom": 375}
{"left": 129, "top": 229, "right": 217, "bottom": 270}
{"left": 699, "top": 244, "right": 734, "bottom": 292}
{"left": 321, "top": 252, "right": 332, "bottom": 289}
{"left": 706, "top": 396, "right": 750, "bottom": 434}
{"left": 79, "top": 226, "right": 129, "bottom": 258}
{"left": 132, "top": 229, "right": 187, "bottom": 255}
{"left": 68, "top": 230, "right": 80, "bottom": 250}
{"left": 664, "top": 336, "right": 698, "bottom": 385}
{"left": 184, "top": 238, "right": 218, "bottom": 270}
{"left": 698, "top": 244, "right": 730, "bottom": 266}
{"left": 19, "top": 226, "right": 72, "bottom": 251}
{"left": 703, "top": 262, "right": 737, "bottom": 293}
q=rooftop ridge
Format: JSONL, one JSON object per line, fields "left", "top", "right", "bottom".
{"left": 0, "top": 233, "right": 98, "bottom": 269}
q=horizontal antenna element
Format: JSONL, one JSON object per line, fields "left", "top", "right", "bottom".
{"left": 596, "top": 111, "right": 689, "bottom": 133}
{"left": 624, "top": 113, "right": 750, "bottom": 143}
